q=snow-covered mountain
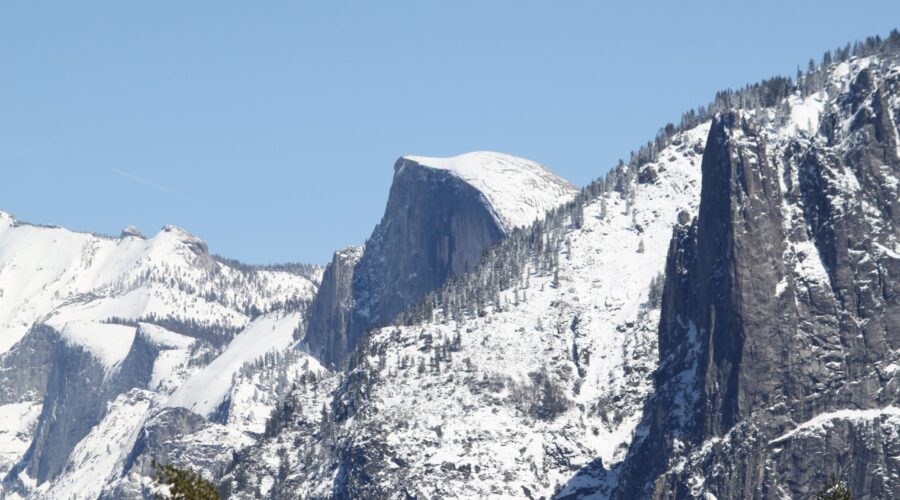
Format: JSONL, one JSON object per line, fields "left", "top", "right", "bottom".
{"left": 3, "top": 30, "right": 900, "bottom": 500}
{"left": 0, "top": 219, "right": 323, "bottom": 498}
{"left": 609, "top": 53, "right": 900, "bottom": 499}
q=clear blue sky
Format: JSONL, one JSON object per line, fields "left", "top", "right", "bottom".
{"left": 2, "top": 2, "right": 897, "bottom": 264}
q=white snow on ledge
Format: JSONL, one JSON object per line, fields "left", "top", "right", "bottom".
{"left": 769, "top": 406, "right": 900, "bottom": 445}
{"left": 401, "top": 152, "right": 578, "bottom": 231}
{"left": 55, "top": 321, "right": 137, "bottom": 371}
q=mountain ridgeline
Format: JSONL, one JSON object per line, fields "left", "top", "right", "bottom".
{"left": 0, "top": 30, "right": 898, "bottom": 500}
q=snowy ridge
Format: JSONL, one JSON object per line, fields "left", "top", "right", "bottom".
{"left": 400, "top": 152, "right": 578, "bottom": 230}
{"left": 0, "top": 220, "right": 317, "bottom": 353}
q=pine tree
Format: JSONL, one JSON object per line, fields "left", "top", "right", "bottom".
{"left": 572, "top": 200, "right": 584, "bottom": 229}
{"left": 815, "top": 474, "right": 852, "bottom": 500}
{"left": 152, "top": 460, "right": 219, "bottom": 500}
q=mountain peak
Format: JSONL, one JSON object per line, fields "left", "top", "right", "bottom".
{"left": 398, "top": 152, "right": 578, "bottom": 230}
{"left": 120, "top": 225, "right": 143, "bottom": 238}
{"left": 156, "top": 224, "right": 202, "bottom": 244}
{"left": 158, "top": 224, "right": 196, "bottom": 237}
{"left": 155, "top": 224, "right": 210, "bottom": 258}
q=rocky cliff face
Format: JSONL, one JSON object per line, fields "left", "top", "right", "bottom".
{"left": 304, "top": 153, "right": 577, "bottom": 367}
{"left": 302, "top": 247, "right": 363, "bottom": 368}
{"left": 611, "top": 57, "right": 900, "bottom": 499}
{"left": 14, "top": 326, "right": 149, "bottom": 485}
{"left": 0, "top": 325, "right": 57, "bottom": 407}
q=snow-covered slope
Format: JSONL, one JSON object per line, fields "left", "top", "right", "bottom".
{"left": 401, "top": 152, "right": 578, "bottom": 231}
{"left": 140, "top": 323, "right": 196, "bottom": 395}
{"left": 167, "top": 311, "right": 306, "bottom": 417}
{"left": 0, "top": 403, "right": 40, "bottom": 476}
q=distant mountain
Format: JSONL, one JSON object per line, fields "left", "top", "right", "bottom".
{"left": 0, "top": 219, "right": 322, "bottom": 498}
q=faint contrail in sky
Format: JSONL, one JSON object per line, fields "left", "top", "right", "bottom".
{"left": 111, "top": 168, "right": 188, "bottom": 201}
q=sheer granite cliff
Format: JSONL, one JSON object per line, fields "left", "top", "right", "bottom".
{"left": 614, "top": 62, "right": 900, "bottom": 499}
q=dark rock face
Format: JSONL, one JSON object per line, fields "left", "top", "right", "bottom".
{"left": 117, "top": 325, "right": 165, "bottom": 391}
{"left": 4, "top": 324, "right": 158, "bottom": 487}
{"left": 119, "top": 407, "right": 207, "bottom": 478}
{"left": 97, "top": 400, "right": 254, "bottom": 500}
{"left": 102, "top": 406, "right": 230, "bottom": 500}
{"left": 612, "top": 64, "right": 900, "bottom": 499}
{"left": 305, "top": 160, "right": 506, "bottom": 367}
{"left": 19, "top": 339, "right": 117, "bottom": 484}
{"left": 0, "top": 324, "right": 58, "bottom": 406}
{"left": 303, "top": 247, "right": 363, "bottom": 369}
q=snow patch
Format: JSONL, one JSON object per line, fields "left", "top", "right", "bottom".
{"left": 769, "top": 406, "right": 900, "bottom": 445}
{"left": 784, "top": 92, "right": 826, "bottom": 136}
{"left": 55, "top": 321, "right": 136, "bottom": 371}
{"left": 139, "top": 323, "right": 195, "bottom": 349}
{"left": 0, "top": 402, "right": 41, "bottom": 475}
{"left": 774, "top": 278, "right": 789, "bottom": 297}
{"left": 401, "top": 152, "right": 578, "bottom": 230}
